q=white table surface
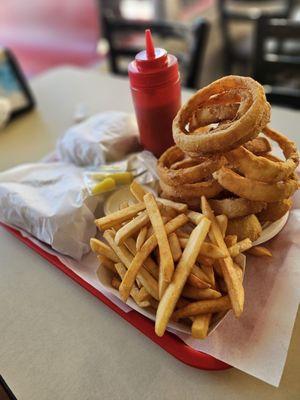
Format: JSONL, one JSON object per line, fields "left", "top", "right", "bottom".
{"left": 0, "top": 67, "right": 299, "bottom": 400}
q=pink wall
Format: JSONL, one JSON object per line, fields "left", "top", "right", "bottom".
{"left": 0, "top": 0, "right": 101, "bottom": 76}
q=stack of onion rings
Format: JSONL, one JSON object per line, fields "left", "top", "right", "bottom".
{"left": 157, "top": 75, "right": 299, "bottom": 223}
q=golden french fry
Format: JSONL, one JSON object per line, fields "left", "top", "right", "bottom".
{"left": 168, "top": 232, "right": 182, "bottom": 262}
{"left": 124, "top": 237, "right": 159, "bottom": 279}
{"left": 155, "top": 217, "right": 211, "bottom": 337}
{"left": 156, "top": 197, "right": 188, "bottom": 213}
{"left": 201, "top": 196, "right": 244, "bottom": 317}
{"left": 228, "top": 238, "right": 252, "bottom": 258}
{"left": 114, "top": 262, "right": 151, "bottom": 307}
{"left": 161, "top": 205, "right": 178, "bottom": 219}
{"left": 135, "top": 278, "right": 142, "bottom": 288}
{"left": 182, "top": 286, "right": 221, "bottom": 300}
{"left": 179, "top": 238, "right": 227, "bottom": 259}
{"left": 224, "top": 235, "right": 238, "bottom": 247}
{"left": 119, "top": 214, "right": 188, "bottom": 302}
{"left": 146, "top": 225, "right": 154, "bottom": 239}
{"left": 146, "top": 215, "right": 169, "bottom": 240}
{"left": 149, "top": 297, "right": 159, "bottom": 309}
{"left": 114, "top": 211, "right": 149, "bottom": 245}
{"left": 144, "top": 193, "right": 175, "bottom": 298}
{"left": 111, "top": 276, "right": 121, "bottom": 290}
{"left": 176, "top": 297, "right": 190, "bottom": 309}
{"left": 176, "top": 229, "right": 190, "bottom": 239}
{"left": 201, "top": 264, "right": 215, "bottom": 288}
{"left": 196, "top": 254, "right": 214, "bottom": 267}
{"left": 216, "top": 214, "right": 228, "bottom": 238}
{"left": 213, "top": 262, "right": 223, "bottom": 277}
{"left": 191, "top": 314, "right": 211, "bottom": 339}
{"left": 136, "top": 226, "right": 148, "bottom": 251}
{"left": 103, "top": 230, "right": 159, "bottom": 300}
{"left": 95, "top": 202, "right": 145, "bottom": 231}
{"left": 187, "top": 211, "right": 203, "bottom": 225}
{"left": 233, "top": 263, "right": 244, "bottom": 282}
{"left": 130, "top": 181, "right": 148, "bottom": 202}
{"left": 173, "top": 295, "right": 231, "bottom": 321}
{"left": 97, "top": 254, "right": 116, "bottom": 273}
{"left": 137, "top": 287, "right": 151, "bottom": 303}
{"left": 191, "top": 265, "right": 211, "bottom": 284}
{"left": 187, "top": 273, "right": 211, "bottom": 289}
{"left": 90, "top": 238, "right": 119, "bottom": 262}
{"left": 217, "top": 278, "right": 228, "bottom": 293}
{"left": 247, "top": 246, "right": 272, "bottom": 257}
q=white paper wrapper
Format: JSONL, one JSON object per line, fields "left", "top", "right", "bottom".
{"left": 0, "top": 152, "right": 158, "bottom": 260}
{"left": 0, "top": 162, "right": 98, "bottom": 259}
{"left": 56, "top": 111, "right": 140, "bottom": 166}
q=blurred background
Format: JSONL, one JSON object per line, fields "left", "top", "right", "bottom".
{"left": 1, "top": 0, "right": 300, "bottom": 106}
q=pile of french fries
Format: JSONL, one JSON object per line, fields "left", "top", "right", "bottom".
{"left": 90, "top": 181, "right": 272, "bottom": 339}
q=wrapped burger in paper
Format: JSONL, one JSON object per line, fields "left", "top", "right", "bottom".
{"left": 56, "top": 111, "right": 141, "bottom": 166}
{"left": 0, "top": 162, "right": 97, "bottom": 259}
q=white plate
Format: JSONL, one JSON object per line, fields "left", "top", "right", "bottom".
{"left": 253, "top": 212, "right": 289, "bottom": 246}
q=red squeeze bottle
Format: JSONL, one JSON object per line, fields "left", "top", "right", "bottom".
{"left": 128, "top": 29, "right": 181, "bottom": 157}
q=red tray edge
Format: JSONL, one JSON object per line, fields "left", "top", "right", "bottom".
{"left": 1, "top": 223, "right": 231, "bottom": 371}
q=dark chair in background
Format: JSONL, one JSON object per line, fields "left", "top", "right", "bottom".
{"left": 101, "top": 14, "right": 210, "bottom": 89}
{"left": 218, "top": 0, "right": 295, "bottom": 74}
{"left": 252, "top": 17, "right": 300, "bottom": 109}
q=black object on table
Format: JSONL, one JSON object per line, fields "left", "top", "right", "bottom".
{"left": 253, "top": 17, "right": 300, "bottom": 109}
{"left": 0, "top": 48, "right": 35, "bottom": 119}
{"left": 101, "top": 14, "right": 210, "bottom": 90}
{"left": 0, "top": 375, "right": 17, "bottom": 400}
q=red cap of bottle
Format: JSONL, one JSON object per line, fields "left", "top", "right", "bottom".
{"left": 128, "top": 29, "right": 179, "bottom": 88}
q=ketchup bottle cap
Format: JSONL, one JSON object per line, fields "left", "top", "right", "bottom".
{"left": 128, "top": 29, "right": 179, "bottom": 88}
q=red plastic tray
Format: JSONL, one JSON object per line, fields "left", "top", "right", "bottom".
{"left": 2, "top": 223, "right": 230, "bottom": 371}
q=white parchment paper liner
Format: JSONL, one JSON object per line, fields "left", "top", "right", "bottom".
{"left": 5, "top": 190, "right": 299, "bottom": 387}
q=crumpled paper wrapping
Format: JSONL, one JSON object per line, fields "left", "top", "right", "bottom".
{"left": 0, "top": 162, "right": 98, "bottom": 259}
{"left": 56, "top": 111, "right": 140, "bottom": 166}
{"left": 0, "top": 151, "right": 158, "bottom": 260}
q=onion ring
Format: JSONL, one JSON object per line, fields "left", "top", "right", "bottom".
{"left": 160, "top": 178, "right": 223, "bottom": 200}
{"left": 244, "top": 136, "right": 271, "bottom": 155}
{"left": 226, "top": 214, "right": 262, "bottom": 242}
{"left": 213, "top": 167, "right": 299, "bottom": 202}
{"left": 226, "top": 127, "right": 299, "bottom": 183}
{"left": 171, "top": 158, "right": 200, "bottom": 170}
{"left": 257, "top": 198, "right": 292, "bottom": 223}
{"left": 209, "top": 198, "right": 266, "bottom": 219}
{"left": 173, "top": 76, "right": 270, "bottom": 155}
{"left": 157, "top": 146, "right": 226, "bottom": 185}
